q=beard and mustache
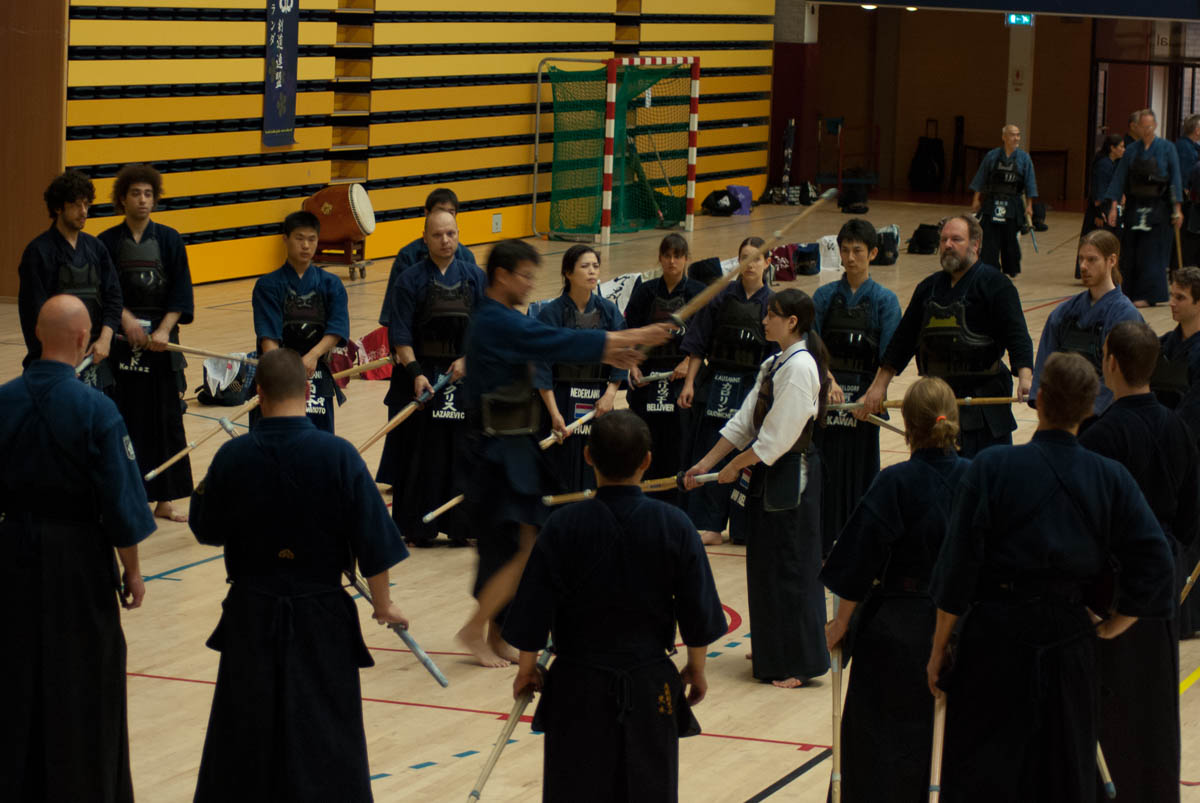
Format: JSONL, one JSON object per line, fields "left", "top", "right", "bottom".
{"left": 940, "top": 249, "right": 972, "bottom": 274}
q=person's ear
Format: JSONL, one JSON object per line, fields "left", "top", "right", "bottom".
{"left": 868, "top": 247, "right": 879, "bottom": 263}
{"left": 584, "top": 444, "right": 595, "bottom": 468}
{"left": 639, "top": 450, "right": 652, "bottom": 473}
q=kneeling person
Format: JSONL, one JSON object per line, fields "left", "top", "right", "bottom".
{"left": 189, "top": 349, "right": 409, "bottom": 802}
{"left": 504, "top": 410, "right": 727, "bottom": 803}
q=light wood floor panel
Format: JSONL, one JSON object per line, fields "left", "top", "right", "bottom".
{"left": 3, "top": 200, "right": 1199, "bottom": 801}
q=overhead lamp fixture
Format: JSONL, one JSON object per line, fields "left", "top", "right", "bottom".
{"left": 861, "top": 4, "right": 878, "bottom": 8}
{"left": 906, "top": 5, "right": 918, "bottom": 10}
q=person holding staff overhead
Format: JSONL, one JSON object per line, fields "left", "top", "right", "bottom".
{"left": 455, "top": 240, "right": 671, "bottom": 667}
{"left": 503, "top": 410, "right": 727, "bottom": 803}
{"left": 98, "top": 163, "right": 195, "bottom": 523}
{"left": 821, "top": 377, "right": 969, "bottom": 802}
{"left": 858, "top": 215, "right": 1034, "bottom": 457}
{"left": 378, "top": 208, "right": 485, "bottom": 546}
{"left": 926, "top": 352, "right": 1174, "bottom": 802}
{"left": 685, "top": 288, "right": 830, "bottom": 688}
{"left": 251, "top": 210, "right": 349, "bottom": 432}
{"left": 623, "top": 234, "right": 705, "bottom": 507}
{"left": 189, "top": 348, "right": 410, "bottom": 802}
{"left": 678, "top": 236, "right": 774, "bottom": 544}
{"left": 533, "top": 244, "right": 627, "bottom": 493}
{"left": 812, "top": 219, "right": 901, "bottom": 555}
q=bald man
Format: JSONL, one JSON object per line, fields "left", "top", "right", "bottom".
{"left": 0, "top": 294, "right": 155, "bottom": 801}
{"left": 377, "top": 208, "right": 487, "bottom": 546}
{"left": 969, "top": 124, "right": 1039, "bottom": 278}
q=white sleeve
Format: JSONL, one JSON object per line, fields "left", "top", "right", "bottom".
{"left": 752, "top": 351, "right": 819, "bottom": 466}
{"left": 719, "top": 364, "right": 769, "bottom": 451}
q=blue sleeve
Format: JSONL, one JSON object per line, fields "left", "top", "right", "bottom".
{"left": 1028, "top": 305, "right": 1063, "bottom": 405}
{"left": 1091, "top": 158, "right": 1112, "bottom": 204}
{"left": 95, "top": 243, "right": 124, "bottom": 333}
{"left": 811, "top": 284, "right": 832, "bottom": 336}
{"left": 388, "top": 268, "right": 419, "bottom": 349}
{"left": 252, "top": 275, "right": 283, "bottom": 344}
{"left": 532, "top": 300, "right": 561, "bottom": 390}
{"left": 95, "top": 406, "right": 156, "bottom": 548}
{"left": 189, "top": 446, "right": 232, "bottom": 547}
{"left": 968, "top": 151, "right": 994, "bottom": 193}
{"left": 820, "top": 471, "right": 899, "bottom": 601}
{"left": 17, "top": 240, "right": 50, "bottom": 355}
{"left": 876, "top": 287, "right": 902, "bottom": 358}
{"left": 456, "top": 242, "right": 477, "bottom": 265}
{"left": 672, "top": 510, "right": 728, "bottom": 646}
{"left": 162, "top": 227, "right": 194, "bottom": 325}
{"left": 499, "top": 308, "right": 607, "bottom": 366}
{"left": 1177, "top": 141, "right": 1194, "bottom": 186}
{"left": 1105, "top": 151, "right": 1131, "bottom": 201}
{"left": 343, "top": 445, "right": 409, "bottom": 577}
{"left": 471, "top": 265, "right": 487, "bottom": 307}
{"left": 929, "top": 463, "right": 989, "bottom": 615}
{"left": 604, "top": 298, "right": 628, "bottom": 384}
{"left": 321, "top": 271, "right": 350, "bottom": 344}
{"left": 1166, "top": 140, "right": 1184, "bottom": 204}
{"left": 1021, "top": 151, "right": 1038, "bottom": 198}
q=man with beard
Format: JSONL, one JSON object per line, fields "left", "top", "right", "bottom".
{"left": 857, "top": 215, "right": 1034, "bottom": 456}
{"left": 969, "top": 124, "right": 1038, "bottom": 278}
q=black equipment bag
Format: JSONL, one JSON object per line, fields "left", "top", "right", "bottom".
{"left": 871, "top": 225, "right": 900, "bottom": 265}
{"left": 907, "top": 223, "right": 940, "bottom": 254}
{"left": 195, "top": 353, "right": 257, "bottom": 406}
{"left": 908, "top": 118, "right": 945, "bottom": 192}
{"left": 701, "top": 190, "right": 737, "bottom": 216}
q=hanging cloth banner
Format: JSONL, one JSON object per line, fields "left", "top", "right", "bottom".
{"left": 262, "top": 0, "right": 300, "bottom": 146}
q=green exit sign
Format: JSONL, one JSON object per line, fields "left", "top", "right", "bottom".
{"left": 1006, "top": 12, "right": 1033, "bottom": 26}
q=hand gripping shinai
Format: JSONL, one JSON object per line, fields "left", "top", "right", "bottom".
{"left": 538, "top": 409, "right": 596, "bottom": 449}
{"left": 928, "top": 694, "right": 946, "bottom": 802}
{"left": 542, "top": 471, "right": 719, "bottom": 506}
{"left": 115, "top": 334, "right": 260, "bottom": 366}
{"left": 345, "top": 571, "right": 449, "bottom": 688}
{"left": 467, "top": 648, "right": 554, "bottom": 801}
{"left": 1096, "top": 742, "right": 1117, "bottom": 799}
{"left": 356, "top": 371, "right": 453, "bottom": 455}
{"left": 145, "top": 357, "right": 395, "bottom": 481}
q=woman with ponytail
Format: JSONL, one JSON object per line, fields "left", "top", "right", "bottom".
{"left": 820, "top": 377, "right": 970, "bottom": 801}
{"left": 1029, "top": 229, "right": 1143, "bottom": 417}
{"left": 684, "top": 288, "right": 829, "bottom": 687}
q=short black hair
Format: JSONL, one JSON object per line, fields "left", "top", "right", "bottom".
{"left": 1104, "top": 321, "right": 1160, "bottom": 386}
{"left": 255, "top": 348, "right": 309, "bottom": 402}
{"left": 283, "top": 210, "right": 320, "bottom": 237}
{"left": 836, "top": 218, "right": 878, "bottom": 251}
{"left": 44, "top": 170, "right": 95, "bottom": 219}
{"left": 112, "top": 163, "right": 163, "bottom": 211}
{"left": 425, "top": 188, "right": 459, "bottom": 214}
{"left": 658, "top": 232, "right": 689, "bottom": 259}
{"left": 587, "top": 410, "right": 652, "bottom": 480}
{"left": 486, "top": 239, "right": 540, "bottom": 283}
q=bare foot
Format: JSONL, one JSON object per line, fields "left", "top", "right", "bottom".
{"left": 154, "top": 501, "right": 188, "bottom": 523}
{"left": 456, "top": 625, "right": 510, "bottom": 668}
{"left": 488, "top": 628, "right": 519, "bottom": 663}
{"left": 771, "top": 677, "right": 805, "bottom": 689}
{"left": 700, "top": 530, "right": 723, "bottom": 546}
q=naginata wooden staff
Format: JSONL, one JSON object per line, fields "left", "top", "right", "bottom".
{"left": 116, "top": 333, "right": 260, "bottom": 366}
{"left": 344, "top": 571, "right": 449, "bottom": 688}
{"left": 144, "top": 357, "right": 395, "bottom": 481}
{"left": 828, "top": 396, "right": 1019, "bottom": 411}
{"left": 1096, "top": 743, "right": 1116, "bottom": 799}
{"left": 630, "top": 369, "right": 675, "bottom": 387}
{"left": 426, "top": 190, "right": 840, "bottom": 523}
{"left": 928, "top": 694, "right": 946, "bottom": 803}
{"left": 466, "top": 647, "right": 554, "bottom": 801}
{"left": 541, "top": 471, "right": 720, "bottom": 506}
{"left": 1181, "top": 559, "right": 1200, "bottom": 604}
{"left": 355, "top": 371, "right": 454, "bottom": 455}
{"left": 830, "top": 646, "right": 844, "bottom": 803}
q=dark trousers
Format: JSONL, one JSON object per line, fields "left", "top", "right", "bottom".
{"left": 980, "top": 217, "right": 1022, "bottom": 277}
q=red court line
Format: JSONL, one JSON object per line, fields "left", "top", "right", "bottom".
{"left": 1023, "top": 296, "right": 1071, "bottom": 313}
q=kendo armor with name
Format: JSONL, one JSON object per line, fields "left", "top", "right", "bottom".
{"left": 281, "top": 288, "right": 327, "bottom": 354}
{"left": 415, "top": 279, "right": 472, "bottom": 361}
{"left": 553, "top": 306, "right": 608, "bottom": 383}
{"left": 985, "top": 156, "right": 1023, "bottom": 221}
{"left": 1056, "top": 318, "right": 1105, "bottom": 374}
{"left": 822, "top": 294, "right": 879, "bottom": 376}
{"left": 750, "top": 352, "right": 815, "bottom": 512}
{"left": 1151, "top": 351, "right": 1191, "bottom": 409}
{"left": 57, "top": 257, "right": 104, "bottom": 342}
{"left": 116, "top": 234, "right": 168, "bottom": 324}
{"left": 916, "top": 298, "right": 1001, "bottom": 379}
{"left": 708, "top": 295, "right": 767, "bottom": 372}
{"left": 482, "top": 371, "right": 542, "bottom": 436}
{"left": 643, "top": 294, "right": 688, "bottom": 371}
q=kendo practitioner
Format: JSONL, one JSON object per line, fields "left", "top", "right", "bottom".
{"left": 1029, "top": 229, "right": 1142, "bottom": 417}
{"left": 456, "top": 239, "right": 669, "bottom": 668}
{"left": 927, "top": 352, "right": 1175, "bottom": 803}
{"left": 812, "top": 219, "right": 901, "bottom": 555}
{"left": 1081, "top": 135, "right": 1124, "bottom": 243}
{"left": 98, "top": 164, "right": 195, "bottom": 523}
{"left": 378, "top": 187, "right": 477, "bottom": 327}
{"left": 685, "top": 289, "right": 830, "bottom": 687}
{"left": 1123, "top": 110, "right": 1141, "bottom": 147}
{"left": 1078, "top": 321, "right": 1199, "bottom": 803}
{"left": 534, "top": 244, "right": 627, "bottom": 493}
{"left": 251, "top": 210, "right": 349, "bottom": 432}
{"left": 378, "top": 208, "right": 485, "bottom": 545}
{"left": 17, "top": 169, "right": 123, "bottom": 393}
{"left": 859, "top": 215, "right": 1034, "bottom": 457}
{"left": 1156, "top": 266, "right": 1200, "bottom": 439}
{"left": 678, "top": 237, "right": 774, "bottom": 545}
{"left": 822, "top": 377, "right": 969, "bottom": 803}
{"left": 0, "top": 295, "right": 154, "bottom": 803}
{"left": 624, "top": 234, "right": 706, "bottom": 507}
{"left": 969, "top": 124, "right": 1038, "bottom": 278}
{"left": 189, "top": 348, "right": 410, "bottom": 803}
{"left": 503, "top": 411, "right": 727, "bottom": 803}
{"left": 1104, "top": 108, "right": 1184, "bottom": 307}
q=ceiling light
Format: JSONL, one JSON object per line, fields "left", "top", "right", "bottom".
{"left": 861, "top": 4, "right": 877, "bottom": 8}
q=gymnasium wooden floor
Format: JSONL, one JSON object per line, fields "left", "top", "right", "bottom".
{"left": 3, "top": 199, "right": 1200, "bottom": 801}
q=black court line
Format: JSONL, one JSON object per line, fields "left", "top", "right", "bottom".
{"left": 743, "top": 747, "right": 833, "bottom": 803}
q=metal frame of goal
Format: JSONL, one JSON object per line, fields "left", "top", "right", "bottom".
{"left": 532, "top": 56, "right": 699, "bottom": 244}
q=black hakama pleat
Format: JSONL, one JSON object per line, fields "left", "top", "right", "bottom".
{"left": 815, "top": 419, "right": 880, "bottom": 555}
{"left": 541, "top": 383, "right": 598, "bottom": 495}
{"left": 1095, "top": 617, "right": 1180, "bottom": 803}
{"left": 112, "top": 344, "right": 192, "bottom": 502}
{"left": 836, "top": 594, "right": 935, "bottom": 802}
{"left": 685, "top": 373, "right": 749, "bottom": 539}
{"left": 627, "top": 379, "right": 690, "bottom": 507}
{"left": 941, "top": 599, "right": 1096, "bottom": 803}
{"left": 745, "top": 456, "right": 830, "bottom": 681}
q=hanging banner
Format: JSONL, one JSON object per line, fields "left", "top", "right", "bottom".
{"left": 263, "top": 0, "right": 299, "bottom": 146}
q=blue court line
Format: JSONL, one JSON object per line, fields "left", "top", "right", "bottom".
{"left": 707, "top": 651, "right": 722, "bottom": 658}
{"left": 144, "top": 553, "right": 224, "bottom": 582}
{"left": 369, "top": 773, "right": 391, "bottom": 781}
{"left": 454, "top": 750, "right": 479, "bottom": 758}
{"left": 725, "top": 641, "right": 741, "bottom": 648}
{"left": 409, "top": 762, "right": 436, "bottom": 770}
